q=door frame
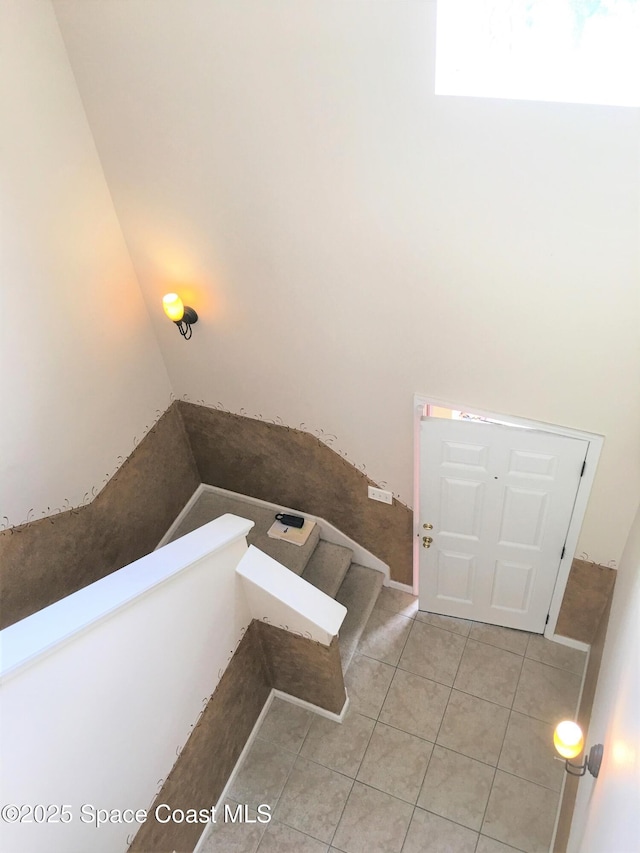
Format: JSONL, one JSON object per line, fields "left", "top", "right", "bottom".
{"left": 413, "top": 393, "right": 604, "bottom": 646}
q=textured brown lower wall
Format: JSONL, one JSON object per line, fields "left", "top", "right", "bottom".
{"left": 128, "top": 620, "right": 345, "bottom": 853}
{"left": 553, "top": 586, "right": 615, "bottom": 852}
{"left": 556, "top": 559, "right": 617, "bottom": 644}
{"left": 0, "top": 403, "right": 200, "bottom": 629}
{"left": 257, "top": 621, "right": 347, "bottom": 715}
{"left": 2, "top": 392, "right": 609, "bottom": 643}
{"left": 129, "top": 621, "right": 271, "bottom": 853}
{"left": 178, "top": 401, "right": 414, "bottom": 584}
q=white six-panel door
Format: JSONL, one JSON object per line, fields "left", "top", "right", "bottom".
{"left": 419, "top": 416, "right": 588, "bottom": 633}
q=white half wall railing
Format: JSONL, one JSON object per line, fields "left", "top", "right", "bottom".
{"left": 0, "top": 514, "right": 347, "bottom": 853}
{"left": 237, "top": 545, "right": 347, "bottom": 644}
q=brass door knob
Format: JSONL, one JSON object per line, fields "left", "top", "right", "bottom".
{"left": 422, "top": 536, "right": 433, "bottom": 548}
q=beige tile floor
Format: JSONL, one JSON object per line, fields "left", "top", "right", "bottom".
{"left": 200, "top": 589, "right": 586, "bottom": 853}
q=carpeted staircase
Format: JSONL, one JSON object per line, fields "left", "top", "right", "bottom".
{"left": 168, "top": 490, "right": 384, "bottom": 670}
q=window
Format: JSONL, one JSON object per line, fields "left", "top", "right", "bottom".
{"left": 436, "top": 0, "right": 640, "bottom": 107}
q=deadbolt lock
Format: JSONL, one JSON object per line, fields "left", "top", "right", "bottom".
{"left": 422, "top": 536, "right": 433, "bottom": 548}
{"left": 423, "top": 523, "right": 433, "bottom": 530}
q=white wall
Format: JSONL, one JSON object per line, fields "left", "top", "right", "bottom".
{"left": 0, "top": 511, "right": 351, "bottom": 852}
{"left": 0, "top": 515, "right": 254, "bottom": 853}
{"left": 0, "top": 0, "right": 172, "bottom": 527}
{"left": 52, "top": 0, "right": 640, "bottom": 566}
{"left": 567, "top": 501, "right": 640, "bottom": 852}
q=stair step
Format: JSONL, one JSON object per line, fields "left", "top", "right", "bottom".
{"left": 169, "top": 490, "right": 387, "bottom": 673}
{"left": 169, "top": 491, "right": 319, "bottom": 576}
{"left": 301, "top": 541, "right": 353, "bottom": 598}
{"left": 335, "top": 564, "right": 384, "bottom": 671}
{"left": 251, "top": 523, "right": 321, "bottom": 577}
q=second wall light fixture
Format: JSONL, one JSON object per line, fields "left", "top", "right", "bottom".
{"left": 553, "top": 720, "right": 603, "bottom": 778}
{"left": 162, "top": 293, "right": 198, "bottom": 340}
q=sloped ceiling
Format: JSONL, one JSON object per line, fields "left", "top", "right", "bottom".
{"left": 52, "top": 0, "right": 640, "bottom": 564}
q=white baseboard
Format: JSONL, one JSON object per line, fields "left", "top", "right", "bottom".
{"left": 271, "top": 689, "right": 350, "bottom": 723}
{"left": 155, "top": 484, "right": 206, "bottom": 549}
{"left": 388, "top": 579, "right": 414, "bottom": 594}
{"left": 177, "top": 483, "right": 391, "bottom": 583}
{"left": 546, "top": 632, "right": 591, "bottom": 653}
{"left": 191, "top": 689, "right": 273, "bottom": 853}
{"left": 192, "top": 688, "right": 349, "bottom": 853}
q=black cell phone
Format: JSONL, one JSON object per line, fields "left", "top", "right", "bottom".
{"left": 275, "top": 513, "right": 305, "bottom": 528}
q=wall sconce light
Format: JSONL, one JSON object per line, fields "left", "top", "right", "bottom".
{"left": 554, "top": 721, "right": 603, "bottom": 778}
{"left": 162, "top": 293, "right": 198, "bottom": 340}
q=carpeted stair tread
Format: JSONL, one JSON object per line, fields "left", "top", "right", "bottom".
{"left": 335, "top": 563, "right": 384, "bottom": 670}
{"left": 168, "top": 491, "right": 319, "bottom": 576}
{"left": 301, "top": 541, "right": 353, "bottom": 598}
{"left": 169, "top": 492, "right": 386, "bottom": 664}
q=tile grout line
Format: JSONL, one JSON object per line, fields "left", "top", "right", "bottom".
{"left": 350, "top": 650, "right": 551, "bottom": 721}
{"left": 358, "top": 604, "right": 512, "bottom": 844}
{"left": 411, "top": 626, "right": 470, "bottom": 818}
{"left": 276, "top": 598, "right": 411, "bottom": 851}
{"left": 363, "top": 603, "right": 416, "bottom": 725}
{"left": 493, "top": 766, "right": 566, "bottom": 794}
{"left": 258, "top": 736, "right": 300, "bottom": 848}
{"left": 255, "top": 705, "right": 342, "bottom": 849}
{"left": 361, "top": 600, "right": 425, "bottom": 853}
{"left": 411, "top": 622, "right": 538, "bottom": 850}
{"left": 276, "top": 600, "right": 575, "bottom": 853}
{"left": 326, "top": 774, "right": 357, "bottom": 850}
{"left": 502, "top": 642, "right": 531, "bottom": 758}
{"left": 270, "top": 749, "right": 356, "bottom": 850}
{"left": 475, "top": 634, "right": 527, "bottom": 844}
{"left": 430, "top": 625, "right": 471, "bottom": 745}
{"left": 476, "top": 640, "right": 569, "bottom": 849}
{"left": 293, "top": 697, "right": 369, "bottom": 851}
{"left": 362, "top": 598, "right": 418, "bottom": 853}
{"left": 384, "top": 609, "right": 578, "bottom": 850}
{"left": 407, "top": 802, "right": 502, "bottom": 848}
{"left": 475, "top": 762, "right": 499, "bottom": 850}
{"left": 398, "top": 804, "right": 417, "bottom": 853}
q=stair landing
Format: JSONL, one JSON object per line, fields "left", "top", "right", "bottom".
{"left": 168, "top": 491, "right": 319, "bottom": 577}
{"left": 168, "top": 489, "right": 384, "bottom": 671}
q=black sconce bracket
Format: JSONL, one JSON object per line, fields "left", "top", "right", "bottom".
{"left": 175, "top": 306, "right": 198, "bottom": 340}
{"left": 565, "top": 743, "right": 604, "bottom": 778}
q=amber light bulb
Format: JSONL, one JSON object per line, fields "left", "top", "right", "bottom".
{"left": 554, "top": 721, "right": 584, "bottom": 760}
{"left": 162, "top": 293, "right": 185, "bottom": 322}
